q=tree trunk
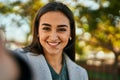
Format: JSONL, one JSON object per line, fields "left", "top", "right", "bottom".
{"left": 113, "top": 53, "right": 119, "bottom": 80}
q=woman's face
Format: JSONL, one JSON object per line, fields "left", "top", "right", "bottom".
{"left": 38, "top": 11, "right": 71, "bottom": 55}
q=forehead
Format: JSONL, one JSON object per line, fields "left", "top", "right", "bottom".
{"left": 40, "top": 11, "right": 67, "bottom": 18}
{"left": 39, "top": 11, "right": 70, "bottom": 25}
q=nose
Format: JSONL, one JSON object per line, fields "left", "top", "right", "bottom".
{"left": 49, "top": 30, "right": 58, "bottom": 41}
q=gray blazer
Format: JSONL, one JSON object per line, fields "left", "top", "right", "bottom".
{"left": 15, "top": 49, "right": 88, "bottom": 80}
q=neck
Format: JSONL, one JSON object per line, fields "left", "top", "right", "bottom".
{"left": 44, "top": 53, "right": 63, "bottom": 74}
{"left": 45, "top": 54, "right": 62, "bottom": 65}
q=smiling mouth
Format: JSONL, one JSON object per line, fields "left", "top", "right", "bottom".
{"left": 47, "top": 42, "right": 60, "bottom": 47}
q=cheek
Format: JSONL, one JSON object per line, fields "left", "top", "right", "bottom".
{"left": 38, "top": 31, "right": 47, "bottom": 43}
{"left": 38, "top": 30, "right": 43, "bottom": 42}
{"left": 61, "top": 33, "right": 70, "bottom": 42}
{"left": 39, "top": 33, "right": 44, "bottom": 41}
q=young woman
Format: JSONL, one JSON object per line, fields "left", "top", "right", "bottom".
{"left": 15, "top": 2, "right": 88, "bottom": 80}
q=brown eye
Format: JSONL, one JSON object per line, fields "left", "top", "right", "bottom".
{"left": 58, "top": 28, "right": 66, "bottom": 32}
{"left": 42, "top": 27, "right": 51, "bottom": 31}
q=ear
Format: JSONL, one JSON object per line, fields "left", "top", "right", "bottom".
{"left": 69, "top": 37, "right": 72, "bottom": 40}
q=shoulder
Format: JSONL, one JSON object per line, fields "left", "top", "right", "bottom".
{"left": 64, "top": 54, "right": 88, "bottom": 80}
{"left": 74, "top": 63, "right": 88, "bottom": 77}
{"left": 14, "top": 48, "right": 45, "bottom": 64}
{"left": 14, "top": 48, "right": 28, "bottom": 54}
{"left": 66, "top": 55, "right": 87, "bottom": 72}
{"left": 13, "top": 48, "right": 30, "bottom": 61}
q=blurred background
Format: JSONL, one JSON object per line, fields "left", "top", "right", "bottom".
{"left": 0, "top": 0, "right": 120, "bottom": 80}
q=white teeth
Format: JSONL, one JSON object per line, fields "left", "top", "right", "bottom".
{"left": 48, "top": 42, "right": 59, "bottom": 46}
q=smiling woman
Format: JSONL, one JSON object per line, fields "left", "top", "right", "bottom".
{"left": 39, "top": 11, "right": 71, "bottom": 57}
{"left": 14, "top": 1, "right": 88, "bottom": 80}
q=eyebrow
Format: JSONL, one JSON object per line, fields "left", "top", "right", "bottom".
{"left": 41, "top": 23, "right": 68, "bottom": 28}
{"left": 42, "top": 23, "right": 51, "bottom": 27}
{"left": 58, "top": 25, "right": 68, "bottom": 28}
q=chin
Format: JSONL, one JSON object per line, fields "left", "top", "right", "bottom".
{"left": 46, "top": 50, "right": 61, "bottom": 55}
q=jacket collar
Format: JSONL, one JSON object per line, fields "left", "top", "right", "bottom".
{"left": 27, "top": 52, "right": 82, "bottom": 80}
{"left": 26, "top": 53, "right": 52, "bottom": 80}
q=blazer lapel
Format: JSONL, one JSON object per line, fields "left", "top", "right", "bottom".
{"left": 26, "top": 53, "right": 52, "bottom": 80}
{"left": 65, "top": 54, "right": 81, "bottom": 80}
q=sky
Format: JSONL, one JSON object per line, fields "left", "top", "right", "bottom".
{"left": 0, "top": 0, "right": 29, "bottom": 3}
{"left": 0, "top": 13, "right": 30, "bottom": 43}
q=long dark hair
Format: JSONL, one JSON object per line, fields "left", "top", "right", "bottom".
{"left": 24, "top": 2, "right": 75, "bottom": 61}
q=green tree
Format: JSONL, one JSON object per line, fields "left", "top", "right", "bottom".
{"left": 74, "top": 0, "right": 120, "bottom": 79}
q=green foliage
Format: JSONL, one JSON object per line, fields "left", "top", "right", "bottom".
{"left": 74, "top": 0, "right": 120, "bottom": 65}
{"left": 75, "top": 36, "right": 84, "bottom": 55}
